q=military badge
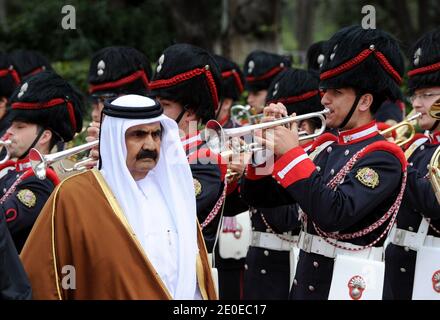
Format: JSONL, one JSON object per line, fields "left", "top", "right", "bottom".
{"left": 356, "top": 167, "right": 380, "bottom": 189}
{"left": 432, "top": 270, "right": 440, "bottom": 293}
{"left": 193, "top": 179, "right": 202, "bottom": 197}
{"left": 17, "top": 189, "right": 37, "bottom": 208}
{"left": 348, "top": 275, "right": 366, "bottom": 300}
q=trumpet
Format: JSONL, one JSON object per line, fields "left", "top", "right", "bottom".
{"left": 203, "top": 109, "right": 329, "bottom": 154}
{"left": 29, "top": 140, "right": 98, "bottom": 180}
{"left": 0, "top": 140, "right": 12, "bottom": 165}
{"left": 380, "top": 112, "right": 422, "bottom": 147}
{"left": 230, "top": 105, "right": 263, "bottom": 125}
{"left": 429, "top": 98, "right": 440, "bottom": 204}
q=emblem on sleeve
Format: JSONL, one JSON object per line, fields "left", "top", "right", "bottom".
{"left": 355, "top": 167, "right": 379, "bottom": 189}
{"left": 433, "top": 270, "right": 440, "bottom": 293}
{"left": 193, "top": 179, "right": 202, "bottom": 197}
{"left": 17, "top": 189, "right": 37, "bottom": 208}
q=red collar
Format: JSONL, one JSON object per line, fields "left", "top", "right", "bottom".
{"left": 430, "top": 131, "right": 440, "bottom": 144}
{"left": 15, "top": 158, "right": 32, "bottom": 172}
{"left": 338, "top": 121, "right": 379, "bottom": 145}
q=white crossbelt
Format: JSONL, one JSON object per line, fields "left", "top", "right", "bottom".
{"left": 251, "top": 231, "right": 298, "bottom": 252}
{"left": 387, "top": 219, "right": 440, "bottom": 251}
{"left": 298, "top": 231, "right": 383, "bottom": 261}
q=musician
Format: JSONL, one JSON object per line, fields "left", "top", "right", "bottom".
{"left": 0, "top": 71, "right": 83, "bottom": 252}
{"left": 243, "top": 50, "right": 291, "bottom": 116}
{"left": 242, "top": 26, "right": 407, "bottom": 300}
{"left": 21, "top": 95, "right": 216, "bottom": 299}
{"left": 383, "top": 28, "right": 440, "bottom": 300}
{"left": 0, "top": 52, "right": 20, "bottom": 137}
{"left": 149, "top": 44, "right": 227, "bottom": 253}
{"left": 243, "top": 68, "right": 324, "bottom": 300}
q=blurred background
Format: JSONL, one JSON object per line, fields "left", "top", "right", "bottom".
{"left": 0, "top": 0, "right": 439, "bottom": 93}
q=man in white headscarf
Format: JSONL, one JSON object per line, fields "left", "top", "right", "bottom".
{"left": 21, "top": 95, "right": 217, "bottom": 300}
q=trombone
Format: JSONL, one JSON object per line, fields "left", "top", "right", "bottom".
{"left": 203, "top": 109, "right": 329, "bottom": 154}
{"left": 380, "top": 112, "right": 422, "bottom": 147}
{"left": 0, "top": 140, "right": 12, "bottom": 164}
{"left": 29, "top": 140, "right": 98, "bottom": 180}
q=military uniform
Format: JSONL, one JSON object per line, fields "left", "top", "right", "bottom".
{"left": 384, "top": 133, "right": 440, "bottom": 299}
{"left": 242, "top": 26, "right": 407, "bottom": 300}
{"left": 4, "top": 71, "right": 84, "bottom": 252}
{"left": 383, "top": 29, "right": 440, "bottom": 300}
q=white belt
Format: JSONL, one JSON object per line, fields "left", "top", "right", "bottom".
{"left": 423, "top": 235, "right": 440, "bottom": 248}
{"left": 298, "top": 231, "right": 383, "bottom": 261}
{"left": 388, "top": 219, "right": 432, "bottom": 251}
{"left": 251, "top": 231, "right": 297, "bottom": 252}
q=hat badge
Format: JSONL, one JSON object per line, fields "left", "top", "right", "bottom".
{"left": 248, "top": 60, "right": 255, "bottom": 74}
{"left": 97, "top": 60, "right": 106, "bottom": 76}
{"left": 348, "top": 275, "right": 366, "bottom": 300}
{"left": 317, "top": 54, "right": 325, "bottom": 67}
{"left": 414, "top": 48, "right": 422, "bottom": 67}
{"left": 18, "top": 82, "right": 28, "bottom": 99}
{"left": 156, "top": 54, "right": 165, "bottom": 73}
{"left": 330, "top": 45, "right": 338, "bottom": 61}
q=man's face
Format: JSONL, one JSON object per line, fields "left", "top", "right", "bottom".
{"left": 125, "top": 122, "right": 162, "bottom": 181}
{"left": 411, "top": 87, "right": 440, "bottom": 131}
{"left": 321, "top": 88, "right": 357, "bottom": 129}
{"left": 247, "top": 90, "right": 268, "bottom": 113}
{"left": 157, "top": 97, "right": 184, "bottom": 121}
{"left": 6, "top": 121, "right": 40, "bottom": 158}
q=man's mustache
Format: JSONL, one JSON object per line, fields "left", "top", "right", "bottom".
{"left": 136, "top": 149, "right": 158, "bottom": 161}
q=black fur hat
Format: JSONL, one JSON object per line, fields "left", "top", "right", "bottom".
{"left": 266, "top": 68, "right": 323, "bottom": 117}
{"left": 0, "top": 52, "right": 20, "bottom": 98}
{"left": 9, "top": 50, "right": 52, "bottom": 82}
{"left": 243, "top": 50, "right": 291, "bottom": 92}
{"left": 320, "top": 25, "right": 404, "bottom": 103}
{"left": 306, "top": 41, "right": 328, "bottom": 74}
{"left": 8, "top": 71, "right": 84, "bottom": 142}
{"left": 213, "top": 54, "right": 244, "bottom": 101}
{"left": 408, "top": 28, "right": 440, "bottom": 94}
{"left": 149, "top": 43, "right": 222, "bottom": 124}
{"left": 88, "top": 46, "right": 152, "bottom": 97}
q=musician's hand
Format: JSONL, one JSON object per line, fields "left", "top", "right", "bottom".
{"left": 86, "top": 122, "right": 100, "bottom": 161}
{"left": 255, "top": 121, "right": 300, "bottom": 157}
{"left": 86, "top": 121, "right": 100, "bottom": 142}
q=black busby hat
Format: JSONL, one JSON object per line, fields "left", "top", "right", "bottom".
{"left": 407, "top": 28, "right": 440, "bottom": 94}
{"left": 88, "top": 46, "right": 152, "bottom": 97}
{"left": 266, "top": 68, "right": 324, "bottom": 117}
{"left": 306, "top": 41, "right": 328, "bottom": 74}
{"left": 213, "top": 54, "right": 245, "bottom": 101}
{"left": 149, "top": 43, "right": 222, "bottom": 124}
{"left": 8, "top": 71, "right": 84, "bottom": 142}
{"left": 243, "top": 50, "right": 291, "bottom": 92}
{"left": 9, "top": 50, "right": 52, "bottom": 82}
{"left": 0, "top": 52, "right": 20, "bottom": 98}
{"left": 319, "top": 26, "right": 404, "bottom": 102}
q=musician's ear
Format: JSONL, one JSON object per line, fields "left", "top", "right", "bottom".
{"left": 358, "top": 93, "right": 373, "bottom": 112}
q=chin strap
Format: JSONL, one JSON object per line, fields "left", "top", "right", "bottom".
{"left": 430, "top": 120, "right": 440, "bottom": 133}
{"left": 338, "top": 94, "right": 362, "bottom": 129}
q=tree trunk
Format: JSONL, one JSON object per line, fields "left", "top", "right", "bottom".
{"left": 295, "top": 0, "right": 316, "bottom": 51}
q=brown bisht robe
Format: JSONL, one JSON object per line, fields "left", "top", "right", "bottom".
{"left": 20, "top": 169, "right": 217, "bottom": 300}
